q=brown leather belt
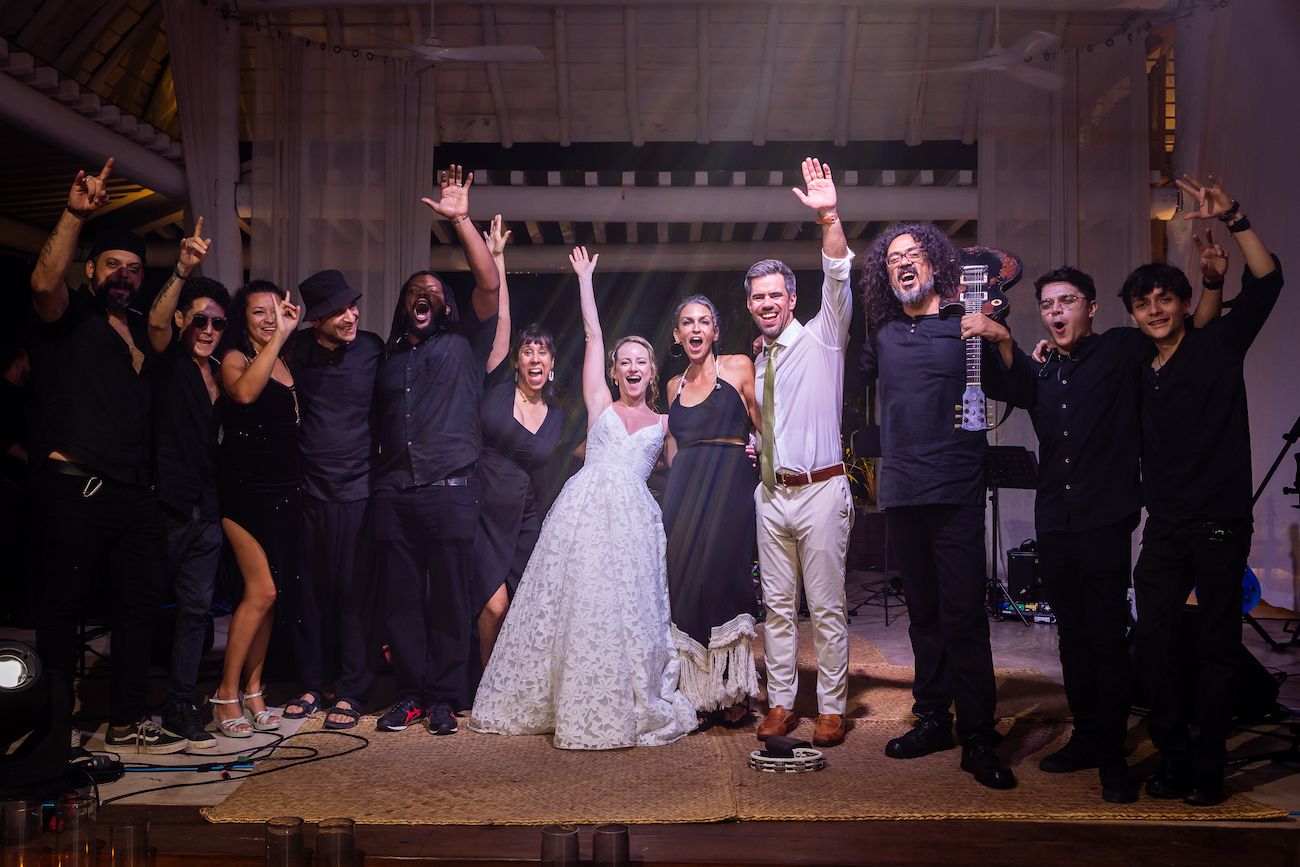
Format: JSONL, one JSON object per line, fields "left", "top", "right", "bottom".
{"left": 775, "top": 463, "right": 845, "bottom": 488}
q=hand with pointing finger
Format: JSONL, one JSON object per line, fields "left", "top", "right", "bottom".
{"left": 178, "top": 217, "right": 212, "bottom": 276}
{"left": 67, "top": 158, "right": 115, "bottom": 219}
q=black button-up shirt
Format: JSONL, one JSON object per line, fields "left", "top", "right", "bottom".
{"left": 290, "top": 330, "right": 383, "bottom": 503}
{"left": 28, "top": 287, "right": 157, "bottom": 485}
{"left": 860, "top": 313, "right": 1010, "bottom": 509}
{"left": 151, "top": 343, "right": 222, "bottom": 521}
{"left": 993, "top": 327, "right": 1147, "bottom": 534}
{"left": 1140, "top": 257, "right": 1284, "bottom": 538}
{"left": 374, "top": 312, "right": 496, "bottom": 491}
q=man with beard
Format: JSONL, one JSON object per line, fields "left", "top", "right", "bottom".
{"left": 282, "top": 270, "right": 384, "bottom": 730}
{"left": 857, "top": 222, "right": 1015, "bottom": 789}
{"left": 29, "top": 159, "right": 210, "bottom": 752}
{"left": 970, "top": 253, "right": 1224, "bottom": 803}
{"left": 373, "top": 166, "right": 500, "bottom": 736}
{"left": 749, "top": 158, "right": 854, "bottom": 749}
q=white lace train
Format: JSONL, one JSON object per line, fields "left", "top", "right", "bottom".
{"left": 469, "top": 406, "right": 698, "bottom": 750}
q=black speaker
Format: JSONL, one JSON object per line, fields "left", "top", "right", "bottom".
{"left": 1006, "top": 546, "right": 1042, "bottom": 603}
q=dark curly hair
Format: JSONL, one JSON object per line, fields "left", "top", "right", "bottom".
{"left": 1118, "top": 263, "right": 1192, "bottom": 314}
{"left": 1034, "top": 266, "right": 1096, "bottom": 302}
{"left": 385, "top": 271, "right": 461, "bottom": 358}
{"left": 857, "top": 222, "right": 961, "bottom": 331}
{"left": 218, "top": 279, "right": 286, "bottom": 361}
{"left": 512, "top": 322, "right": 558, "bottom": 403}
{"left": 176, "top": 276, "right": 232, "bottom": 321}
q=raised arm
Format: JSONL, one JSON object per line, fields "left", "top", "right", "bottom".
{"left": 221, "top": 292, "right": 300, "bottom": 404}
{"left": 794, "top": 158, "right": 854, "bottom": 345}
{"left": 1177, "top": 173, "right": 1276, "bottom": 279}
{"left": 31, "top": 159, "right": 114, "bottom": 322}
{"left": 422, "top": 165, "right": 501, "bottom": 322}
{"left": 569, "top": 246, "right": 611, "bottom": 426}
{"left": 1189, "top": 227, "right": 1226, "bottom": 328}
{"left": 148, "top": 217, "right": 212, "bottom": 352}
{"left": 483, "top": 214, "right": 513, "bottom": 373}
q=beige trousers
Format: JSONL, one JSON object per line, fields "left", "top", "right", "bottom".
{"left": 754, "top": 474, "right": 853, "bottom": 715}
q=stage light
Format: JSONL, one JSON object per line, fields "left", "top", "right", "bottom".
{"left": 0, "top": 640, "right": 71, "bottom": 800}
{"left": 0, "top": 641, "right": 41, "bottom": 691}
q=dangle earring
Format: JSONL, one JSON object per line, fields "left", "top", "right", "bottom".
{"left": 671, "top": 342, "right": 684, "bottom": 359}
{"left": 548, "top": 369, "right": 554, "bottom": 381}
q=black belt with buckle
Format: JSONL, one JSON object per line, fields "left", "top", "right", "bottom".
{"left": 428, "top": 475, "right": 473, "bottom": 487}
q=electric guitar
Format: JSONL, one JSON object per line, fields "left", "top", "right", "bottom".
{"left": 951, "top": 247, "right": 1020, "bottom": 432}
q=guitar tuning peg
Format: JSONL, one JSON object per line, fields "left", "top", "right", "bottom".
{"left": 954, "top": 423, "right": 962, "bottom": 429}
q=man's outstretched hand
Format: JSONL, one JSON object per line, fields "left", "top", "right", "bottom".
{"left": 1175, "top": 173, "right": 1233, "bottom": 221}
{"left": 422, "top": 165, "right": 473, "bottom": 221}
{"left": 792, "top": 157, "right": 836, "bottom": 216}
{"left": 68, "top": 158, "right": 114, "bottom": 218}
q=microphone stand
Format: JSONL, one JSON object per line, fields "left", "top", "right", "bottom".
{"left": 1241, "top": 412, "right": 1300, "bottom": 652}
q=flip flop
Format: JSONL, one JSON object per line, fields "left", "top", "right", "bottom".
{"left": 323, "top": 698, "right": 363, "bottom": 730}
{"left": 282, "top": 690, "right": 324, "bottom": 719}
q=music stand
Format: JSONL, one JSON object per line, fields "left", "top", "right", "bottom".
{"left": 986, "top": 446, "right": 1039, "bottom": 627}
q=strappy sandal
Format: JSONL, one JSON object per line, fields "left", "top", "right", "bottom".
{"left": 209, "top": 694, "right": 253, "bottom": 738}
{"left": 282, "top": 690, "right": 324, "bottom": 719}
{"left": 323, "top": 698, "right": 363, "bottom": 730}
{"left": 241, "top": 690, "right": 281, "bottom": 732}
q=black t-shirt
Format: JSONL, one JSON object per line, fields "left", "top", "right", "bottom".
{"left": 28, "top": 287, "right": 158, "bottom": 485}
{"left": 0, "top": 379, "right": 28, "bottom": 485}
{"left": 151, "top": 342, "right": 222, "bottom": 520}
{"left": 993, "top": 327, "right": 1147, "bottom": 533}
{"left": 374, "top": 311, "right": 497, "bottom": 490}
{"left": 290, "top": 329, "right": 383, "bottom": 503}
{"left": 860, "top": 312, "right": 1010, "bottom": 509}
{"left": 1140, "top": 257, "right": 1284, "bottom": 538}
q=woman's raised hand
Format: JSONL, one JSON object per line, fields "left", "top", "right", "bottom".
{"left": 275, "top": 291, "right": 301, "bottom": 339}
{"left": 484, "top": 214, "right": 511, "bottom": 257}
{"left": 569, "top": 246, "right": 599, "bottom": 279}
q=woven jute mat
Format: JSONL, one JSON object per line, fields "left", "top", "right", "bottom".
{"left": 201, "top": 635, "right": 1285, "bottom": 824}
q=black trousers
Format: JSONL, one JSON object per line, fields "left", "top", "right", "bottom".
{"left": 1134, "top": 522, "right": 1250, "bottom": 774}
{"left": 375, "top": 481, "right": 480, "bottom": 708}
{"left": 31, "top": 467, "right": 167, "bottom": 727}
{"left": 1039, "top": 514, "right": 1139, "bottom": 763}
{"left": 298, "top": 493, "right": 378, "bottom": 701}
{"left": 887, "top": 503, "right": 998, "bottom": 743}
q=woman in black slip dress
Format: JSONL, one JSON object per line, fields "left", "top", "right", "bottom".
{"left": 662, "top": 294, "right": 764, "bottom": 727}
{"left": 211, "top": 280, "right": 301, "bottom": 737}
{"left": 472, "top": 216, "right": 566, "bottom": 667}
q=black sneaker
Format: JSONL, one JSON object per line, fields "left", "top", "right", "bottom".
{"left": 1099, "top": 760, "right": 1139, "bottom": 804}
{"left": 1145, "top": 754, "right": 1191, "bottom": 800}
{"left": 377, "top": 698, "right": 426, "bottom": 732}
{"left": 162, "top": 702, "right": 216, "bottom": 750}
{"left": 960, "top": 737, "right": 1018, "bottom": 790}
{"left": 104, "top": 718, "right": 189, "bottom": 754}
{"left": 885, "top": 712, "right": 954, "bottom": 759}
{"left": 1038, "top": 732, "right": 1098, "bottom": 773}
{"left": 428, "top": 703, "right": 459, "bottom": 736}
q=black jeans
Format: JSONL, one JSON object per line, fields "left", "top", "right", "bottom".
{"left": 375, "top": 481, "right": 480, "bottom": 709}
{"left": 31, "top": 466, "right": 167, "bottom": 726}
{"left": 298, "top": 493, "right": 378, "bottom": 701}
{"left": 1039, "top": 513, "right": 1139, "bottom": 763}
{"left": 887, "top": 503, "right": 998, "bottom": 743}
{"left": 163, "top": 506, "right": 223, "bottom": 706}
{"left": 1133, "top": 521, "right": 1251, "bottom": 774}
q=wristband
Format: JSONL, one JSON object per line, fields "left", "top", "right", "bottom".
{"left": 172, "top": 264, "right": 187, "bottom": 280}
{"left": 1217, "top": 200, "right": 1240, "bottom": 222}
{"left": 1202, "top": 277, "right": 1224, "bottom": 290}
{"left": 1226, "top": 215, "right": 1250, "bottom": 234}
{"left": 65, "top": 204, "right": 91, "bottom": 220}
{"left": 450, "top": 215, "right": 470, "bottom": 224}
{"left": 814, "top": 212, "right": 838, "bottom": 226}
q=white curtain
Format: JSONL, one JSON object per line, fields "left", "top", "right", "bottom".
{"left": 1170, "top": 0, "right": 1300, "bottom": 609}
{"left": 976, "top": 34, "right": 1152, "bottom": 569}
{"left": 160, "top": 0, "right": 242, "bottom": 290}
{"left": 251, "top": 33, "right": 437, "bottom": 333}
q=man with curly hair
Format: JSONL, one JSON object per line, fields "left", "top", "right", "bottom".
{"left": 858, "top": 222, "right": 1016, "bottom": 789}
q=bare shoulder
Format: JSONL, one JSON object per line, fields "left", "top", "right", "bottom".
{"left": 221, "top": 348, "right": 248, "bottom": 370}
{"left": 666, "top": 373, "right": 683, "bottom": 399}
{"left": 718, "top": 354, "right": 755, "bottom": 382}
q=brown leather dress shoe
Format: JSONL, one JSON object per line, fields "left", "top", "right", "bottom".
{"left": 812, "top": 713, "right": 846, "bottom": 747}
{"left": 756, "top": 706, "right": 798, "bottom": 741}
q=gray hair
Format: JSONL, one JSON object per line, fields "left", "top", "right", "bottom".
{"left": 744, "top": 259, "right": 796, "bottom": 298}
{"left": 673, "top": 294, "right": 719, "bottom": 329}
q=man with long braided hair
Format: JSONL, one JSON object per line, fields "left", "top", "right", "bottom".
{"left": 858, "top": 222, "right": 1016, "bottom": 789}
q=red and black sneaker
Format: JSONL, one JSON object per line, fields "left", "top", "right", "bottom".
{"left": 427, "top": 703, "right": 459, "bottom": 736}
{"left": 376, "top": 698, "right": 426, "bottom": 732}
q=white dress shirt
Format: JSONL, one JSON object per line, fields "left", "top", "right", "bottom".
{"left": 753, "top": 250, "right": 855, "bottom": 476}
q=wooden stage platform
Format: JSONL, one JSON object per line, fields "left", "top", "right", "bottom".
{"left": 103, "top": 805, "right": 1300, "bottom": 867}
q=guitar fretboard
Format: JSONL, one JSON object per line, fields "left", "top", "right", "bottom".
{"left": 960, "top": 264, "right": 988, "bottom": 389}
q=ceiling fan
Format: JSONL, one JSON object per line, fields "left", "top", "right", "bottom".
{"left": 891, "top": 2, "right": 1064, "bottom": 91}
{"left": 382, "top": 0, "right": 544, "bottom": 64}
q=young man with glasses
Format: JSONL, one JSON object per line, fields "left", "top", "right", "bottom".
{"left": 971, "top": 235, "right": 1226, "bottom": 802}
{"left": 29, "top": 158, "right": 210, "bottom": 753}
{"left": 153, "top": 277, "right": 231, "bottom": 747}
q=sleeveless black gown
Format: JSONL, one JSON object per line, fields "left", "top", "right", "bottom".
{"left": 663, "top": 376, "right": 760, "bottom": 712}
{"left": 471, "top": 362, "right": 565, "bottom": 614}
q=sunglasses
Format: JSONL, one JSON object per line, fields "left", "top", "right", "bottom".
{"left": 189, "top": 314, "right": 228, "bottom": 332}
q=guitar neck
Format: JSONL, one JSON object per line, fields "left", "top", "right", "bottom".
{"left": 960, "top": 266, "right": 988, "bottom": 389}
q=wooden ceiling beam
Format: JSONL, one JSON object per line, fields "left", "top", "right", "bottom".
{"left": 961, "top": 10, "right": 994, "bottom": 146}
{"left": 752, "top": 4, "right": 780, "bottom": 147}
{"left": 695, "top": 4, "right": 709, "bottom": 146}
{"left": 904, "top": 8, "right": 932, "bottom": 148}
{"left": 481, "top": 4, "right": 513, "bottom": 148}
{"left": 248, "top": 0, "right": 1170, "bottom": 11}
{"left": 554, "top": 6, "right": 570, "bottom": 147}
{"left": 623, "top": 6, "right": 643, "bottom": 147}
{"left": 56, "top": 0, "right": 129, "bottom": 71}
{"left": 832, "top": 5, "right": 859, "bottom": 148}
{"left": 18, "top": 0, "right": 72, "bottom": 47}
{"left": 87, "top": 1, "right": 163, "bottom": 93}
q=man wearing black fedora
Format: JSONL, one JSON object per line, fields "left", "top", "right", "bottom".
{"left": 283, "top": 269, "right": 385, "bottom": 731}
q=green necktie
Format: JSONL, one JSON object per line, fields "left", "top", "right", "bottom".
{"left": 761, "top": 343, "right": 781, "bottom": 490}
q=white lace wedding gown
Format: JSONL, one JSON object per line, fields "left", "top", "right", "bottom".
{"left": 469, "top": 405, "right": 698, "bottom": 750}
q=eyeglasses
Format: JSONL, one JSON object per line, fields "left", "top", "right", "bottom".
{"left": 886, "top": 248, "right": 927, "bottom": 268}
{"left": 189, "top": 314, "right": 227, "bottom": 332}
{"left": 1038, "top": 295, "right": 1086, "bottom": 313}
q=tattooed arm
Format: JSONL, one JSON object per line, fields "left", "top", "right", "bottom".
{"left": 148, "top": 218, "right": 212, "bottom": 352}
{"left": 32, "top": 160, "right": 114, "bottom": 323}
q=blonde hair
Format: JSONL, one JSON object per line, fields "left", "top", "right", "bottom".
{"left": 608, "top": 335, "right": 660, "bottom": 411}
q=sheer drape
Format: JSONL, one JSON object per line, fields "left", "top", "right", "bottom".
{"left": 160, "top": 0, "right": 241, "bottom": 289}
{"left": 251, "top": 34, "right": 436, "bottom": 331}
{"left": 1171, "top": 0, "right": 1300, "bottom": 608}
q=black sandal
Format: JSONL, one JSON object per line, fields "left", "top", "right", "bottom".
{"left": 283, "top": 690, "right": 324, "bottom": 719}
{"left": 323, "top": 698, "right": 363, "bottom": 730}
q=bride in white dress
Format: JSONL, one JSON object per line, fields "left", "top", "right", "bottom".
{"left": 469, "top": 246, "right": 698, "bottom": 750}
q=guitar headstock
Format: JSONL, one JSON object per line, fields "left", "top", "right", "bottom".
{"left": 957, "top": 385, "right": 989, "bottom": 431}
